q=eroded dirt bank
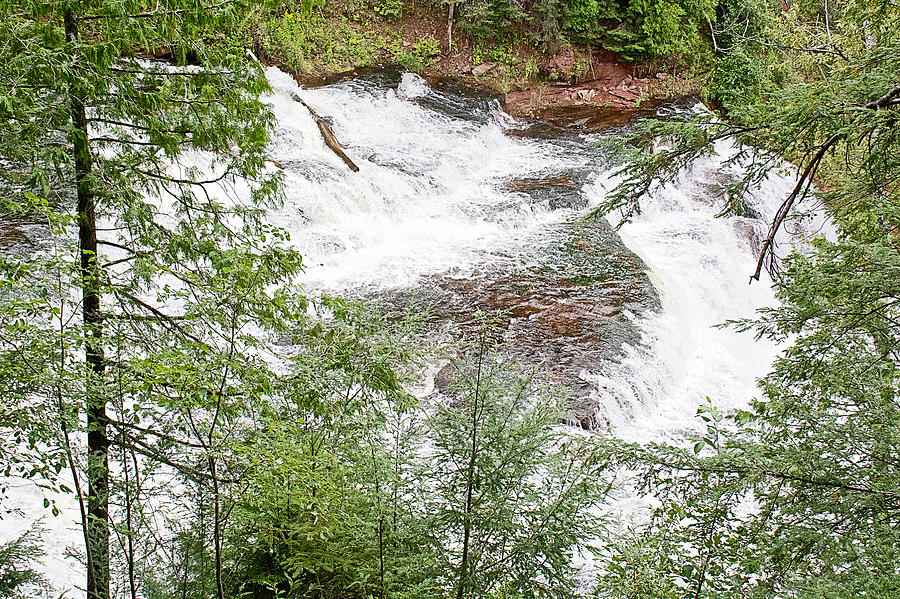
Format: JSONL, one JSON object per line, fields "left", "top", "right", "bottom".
{"left": 255, "top": 7, "right": 697, "bottom": 129}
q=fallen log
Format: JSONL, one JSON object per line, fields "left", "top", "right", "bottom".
{"left": 290, "top": 93, "right": 359, "bottom": 172}
{"left": 502, "top": 176, "right": 577, "bottom": 192}
{"left": 244, "top": 50, "right": 358, "bottom": 172}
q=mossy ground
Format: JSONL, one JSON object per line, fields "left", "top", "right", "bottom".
{"left": 245, "top": 2, "right": 445, "bottom": 83}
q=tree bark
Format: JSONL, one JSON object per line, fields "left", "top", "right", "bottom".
{"left": 455, "top": 337, "right": 485, "bottom": 599}
{"left": 64, "top": 9, "right": 110, "bottom": 599}
{"left": 210, "top": 456, "right": 225, "bottom": 599}
{"left": 289, "top": 94, "right": 359, "bottom": 172}
{"left": 122, "top": 436, "right": 137, "bottom": 599}
{"left": 446, "top": 3, "right": 455, "bottom": 54}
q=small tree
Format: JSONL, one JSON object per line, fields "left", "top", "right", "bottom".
{"left": 218, "top": 300, "right": 435, "bottom": 599}
{"left": 426, "top": 336, "right": 611, "bottom": 599}
{"left": 0, "top": 525, "right": 50, "bottom": 599}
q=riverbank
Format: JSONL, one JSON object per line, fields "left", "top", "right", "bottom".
{"left": 249, "top": 2, "right": 702, "bottom": 126}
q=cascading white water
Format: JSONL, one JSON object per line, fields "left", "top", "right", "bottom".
{"left": 583, "top": 137, "right": 831, "bottom": 443}
{"left": 2, "top": 68, "right": 831, "bottom": 595}
{"left": 265, "top": 69, "right": 829, "bottom": 442}
{"left": 264, "top": 68, "right": 596, "bottom": 290}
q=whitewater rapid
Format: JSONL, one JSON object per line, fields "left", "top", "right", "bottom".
{"left": 584, "top": 137, "right": 831, "bottom": 442}
{"left": 1, "top": 67, "right": 830, "bottom": 595}
{"left": 264, "top": 68, "right": 827, "bottom": 440}
{"left": 264, "top": 68, "right": 598, "bottom": 290}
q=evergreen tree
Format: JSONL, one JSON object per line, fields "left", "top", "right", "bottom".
{"left": 0, "top": 1, "right": 301, "bottom": 597}
{"left": 0, "top": 526, "right": 50, "bottom": 599}
{"left": 426, "top": 338, "right": 610, "bottom": 599}
{"left": 593, "top": 0, "right": 900, "bottom": 595}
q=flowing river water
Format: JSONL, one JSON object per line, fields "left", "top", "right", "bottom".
{"left": 3, "top": 67, "right": 831, "bottom": 593}
{"left": 264, "top": 67, "right": 828, "bottom": 438}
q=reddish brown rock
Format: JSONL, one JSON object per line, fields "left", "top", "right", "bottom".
{"left": 471, "top": 62, "right": 495, "bottom": 76}
{"left": 542, "top": 47, "right": 576, "bottom": 80}
{"left": 609, "top": 87, "right": 642, "bottom": 103}
{"left": 376, "top": 219, "right": 660, "bottom": 425}
{"left": 433, "top": 362, "right": 459, "bottom": 392}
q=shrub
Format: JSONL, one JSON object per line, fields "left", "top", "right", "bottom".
{"left": 0, "top": 526, "right": 49, "bottom": 599}
{"left": 395, "top": 37, "right": 441, "bottom": 72}
{"left": 374, "top": 0, "right": 403, "bottom": 18}
{"left": 705, "top": 49, "right": 765, "bottom": 110}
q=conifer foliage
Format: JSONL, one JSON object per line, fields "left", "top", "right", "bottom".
{"left": 0, "top": 1, "right": 300, "bottom": 598}
{"left": 594, "top": 0, "right": 900, "bottom": 595}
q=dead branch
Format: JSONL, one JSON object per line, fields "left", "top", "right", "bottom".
{"left": 289, "top": 93, "right": 360, "bottom": 172}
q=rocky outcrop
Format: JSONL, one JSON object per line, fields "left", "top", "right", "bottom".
{"left": 504, "top": 70, "right": 655, "bottom": 119}
{"left": 378, "top": 219, "right": 660, "bottom": 429}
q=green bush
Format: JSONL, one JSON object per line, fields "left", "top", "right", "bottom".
{"left": 395, "top": 37, "right": 440, "bottom": 72}
{"left": 458, "top": 0, "right": 526, "bottom": 41}
{"left": 560, "top": 0, "right": 619, "bottom": 37}
{"left": 558, "top": 0, "right": 715, "bottom": 58}
{"left": 624, "top": 0, "right": 713, "bottom": 56}
{"left": 705, "top": 49, "right": 765, "bottom": 110}
{"left": 374, "top": 0, "right": 403, "bottom": 18}
{"left": 561, "top": 0, "right": 602, "bottom": 33}
{"left": 259, "top": 8, "right": 384, "bottom": 76}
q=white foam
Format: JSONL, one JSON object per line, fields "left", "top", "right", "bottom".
{"left": 397, "top": 72, "right": 430, "bottom": 99}
{"left": 584, "top": 138, "right": 831, "bottom": 443}
{"left": 264, "top": 66, "right": 587, "bottom": 290}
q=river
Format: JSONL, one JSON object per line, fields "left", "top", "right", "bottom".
{"left": 265, "top": 67, "right": 827, "bottom": 439}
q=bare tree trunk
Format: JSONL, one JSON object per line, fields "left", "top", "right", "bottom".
{"left": 289, "top": 94, "right": 359, "bottom": 172}
{"left": 114, "top": 337, "right": 138, "bottom": 599}
{"left": 180, "top": 537, "right": 191, "bottom": 599}
{"left": 368, "top": 444, "right": 386, "bottom": 599}
{"left": 376, "top": 470, "right": 386, "bottom": 599}
{"left": 64, "top": 9, "right": 109, "bottom": 599}
{"left": 210, "top": 456, "right": 225, "bottom": 599}
{"left": 446, "top": 2, "right": 455, "bottom": 54}
{"left": 122, "top": 436, "right": 137, "bottom": 599}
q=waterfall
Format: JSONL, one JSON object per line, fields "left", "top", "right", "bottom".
{"left": 264, "top": 67, "right": 602, "bottom": 291}
{"left": 265, "top": 68, "right": 829, "bottom": 441}
{"left": 582, "top": 135, "right": 832, "bottom": 442}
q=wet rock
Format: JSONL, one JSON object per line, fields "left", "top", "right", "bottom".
{"left": 375, "top": 218, "right": 660, "bottom": 425}
{"left": 472, "top": 62, "right": 495, "bottom": 77}
{"left": 0, "top": 214, "right": 40, "bottom": 251}
{"left": 496, "top": 172, "right": 589, "bottom": 211}
{"left": 502, "top": 176, "right": 577, "bottom": 192}
{"left": 521, "top": 102, "right": 662, "bottom": 132}
{"left": 433, "top": 362, "right": 459, "bottom": 392}
{"left": 0, "top": 222, "right": 28, "bottom": 249}
{"left": 504, "top": 69, "right": 656, "bottom": 124}
{"left": 733, "top": 218, "right": 762, "bottom": 256}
